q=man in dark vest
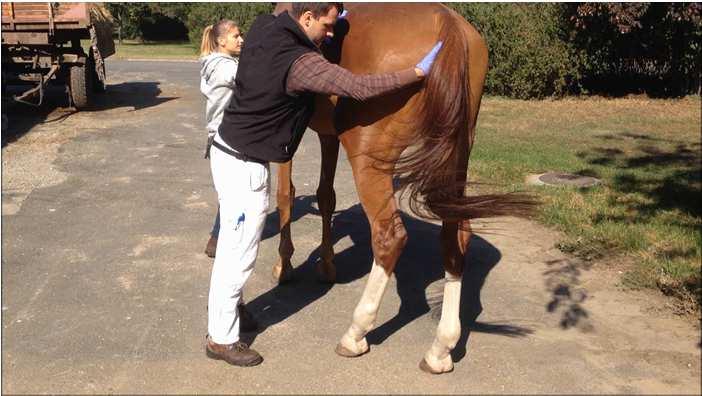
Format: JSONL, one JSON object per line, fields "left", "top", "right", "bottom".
{"left": 206, "top": 2, "right": 442, "bottom": 367}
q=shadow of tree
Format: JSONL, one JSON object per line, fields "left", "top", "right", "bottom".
{"left": 575, "top": 131, "right": 701, "bottom": 307}
{"left": 577, "top": 132, "right": 701, "bottom": 220}
{"left": 244, "top": 195, "right": 532, "bottom": 361}
{"left": 543, "top": 259, "right": 594, "bottom": 331}
{"left": 2, "top": 81, "right": 177, "bottom": 147}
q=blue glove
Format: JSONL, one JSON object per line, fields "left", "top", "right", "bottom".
{"left": 323, "top": 10, "right": 348, "bottom": 45}
{"left": 415, "top": 41, "right": 443, "bottom": 75}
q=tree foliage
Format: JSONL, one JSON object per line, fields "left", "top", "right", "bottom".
{"left": 450, "top": 3, "right": 580, "bottom": 99}
{"left": 568, "top": 3, "right": 701, "bottom": 97}
{"left": 105, "top": 3, "right": 190, "bottom": 42}
{"left": 185, "top": 3, "right": 273, "bottom": 46}
{"left": 105, "top": 2, "right": 701, "bottom": 98}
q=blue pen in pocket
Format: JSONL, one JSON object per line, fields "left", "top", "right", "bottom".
{"left": 235, "top": 213, "right": 245, "bottom": 231}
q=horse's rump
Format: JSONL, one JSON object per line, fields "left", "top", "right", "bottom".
{"left": 312, "top": 3, "right": 537, "bottom": 223}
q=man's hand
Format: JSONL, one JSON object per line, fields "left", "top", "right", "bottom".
{"left": 414, "top": 41, "right": 443, "bottom": 77}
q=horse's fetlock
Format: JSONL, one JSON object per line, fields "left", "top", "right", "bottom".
{"left": 436, "top": 319, "right": 461, "bottom": 350}
{"left": 353, "top": 302, "right": 377, "bottom": 330}
{"left": 437, "top": 328, "right": 460, "bottom": 350}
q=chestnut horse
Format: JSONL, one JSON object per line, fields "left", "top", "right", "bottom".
{"left": 268, "top": 3, "right": 533, "bottom": 374}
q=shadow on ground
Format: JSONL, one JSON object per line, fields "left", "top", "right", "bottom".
{"left": 575, "top": 131, "right": 701, "bottom": 306}
{"left": 244, "top": 195, "right": 533, "bottom": 361}
{"left": 543, "top": 258, "right": 594, "bottom": 331}
{"left": 579, "top": 131, "right": 701, "bottom": 221}
{"left": 1, "top": 82, "right": 177, "bottom": 147}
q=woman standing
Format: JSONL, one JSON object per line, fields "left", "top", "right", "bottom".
{"left": 199, "top": 20, "right": 243, "bottom": 258}
{"left": 200, "top": 20, "right": 260, "bottom": 365}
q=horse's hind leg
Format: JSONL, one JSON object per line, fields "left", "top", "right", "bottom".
{"left": 336, "top": 152, "right": 407, "bottom": 357}
{"left": 420, "top": 220, "right": 471, "bottom": 374}
{"left": 273, "top": 160, "right": 295, "bottom": 284}
{"left": 316, "top": 134, "right": 340, "bottom": 283}
{"left": 421, "top": 113, "right": 475, "bottom": 373}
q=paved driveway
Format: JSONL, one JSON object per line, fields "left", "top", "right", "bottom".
{"left": 1, "top": 60, "right": 700, "bottom": 394}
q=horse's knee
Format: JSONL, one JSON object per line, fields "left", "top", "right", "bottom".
{"left": 372, "top": 213, "right": 407, "bottom": 271}
{"left": 316, "top": 186, "right": 336, "bottom": 214}
{"left": 277, "top": 183, "right": 295, "bottom": 203}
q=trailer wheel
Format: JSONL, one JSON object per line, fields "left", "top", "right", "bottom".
{"left": 89, "top": 53, "right": 106, "bottom": 93}
{"left": 92, "top": 68, "right": 106, "bottom": 93}
{"left": 69, "top": 63, "right": 92, "bottom": 109}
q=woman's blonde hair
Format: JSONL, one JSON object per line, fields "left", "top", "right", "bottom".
{"left": 200, "top": 19, "right": 239, "bottom": 57}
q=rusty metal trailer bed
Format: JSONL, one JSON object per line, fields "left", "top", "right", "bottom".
{"left": 1, "top": 2, "right": 115, "bottom": 109}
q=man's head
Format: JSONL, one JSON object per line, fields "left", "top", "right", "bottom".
{"left": 290, "top": 3, "right": 343, "bottom": 47}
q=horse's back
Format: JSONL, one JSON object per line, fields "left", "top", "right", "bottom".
{"left": 340, "top": 3, "right": 487, "bottom": 95}
{"left": 340, "top": 3, "right": 445, "bottom": 72}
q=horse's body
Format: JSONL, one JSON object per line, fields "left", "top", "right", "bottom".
{"left": 269, "top": 3, "right": 530, "bottom": 373}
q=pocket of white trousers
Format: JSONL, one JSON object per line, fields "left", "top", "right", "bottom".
{"left": 248, "top": 162, "right": 269, "bottom": 192}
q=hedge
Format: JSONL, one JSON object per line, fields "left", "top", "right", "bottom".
{"left": 106, "top": 2, "right": 701, "bottom": 98}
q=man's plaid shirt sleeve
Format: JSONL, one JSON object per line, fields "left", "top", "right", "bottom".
{"left": 286, "top": 52, "right": 418, "bottom": 101}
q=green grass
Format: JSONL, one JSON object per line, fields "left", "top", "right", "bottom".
{"left": 113, "top": 40, "right": 199, "bottom": 60}
{"left": 83, "top": 40, "right": 199, "bottom": 60}
{"left": 471, "top": 96, "right": 701, "bottom": 312}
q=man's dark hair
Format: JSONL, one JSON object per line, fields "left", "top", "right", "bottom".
{"left": 290, "top": 3, "right": 343, "bottom": 19}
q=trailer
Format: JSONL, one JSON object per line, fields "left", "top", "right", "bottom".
{"left": 1, "top": 2, "right": 115, "bottom": 109}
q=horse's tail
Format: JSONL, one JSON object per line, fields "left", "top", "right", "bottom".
{"left": 393, "top": 9, "right": 537, "bottom": 222}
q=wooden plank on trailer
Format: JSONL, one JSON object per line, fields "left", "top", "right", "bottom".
{"left": 47, "top": 2, "right": 54, "bottom": 34}
{"left": 10, "top": 2, "right": 15, "bottom": 30}
{"left": 2, "top": 2, "right": 91, "bottom": 30}
{"left": 1, "top": 31, "right": 49, "bottom": 45}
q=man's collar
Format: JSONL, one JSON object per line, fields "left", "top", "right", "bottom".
{"left": 277, "top": 11, "right": 320, "bottom": 52}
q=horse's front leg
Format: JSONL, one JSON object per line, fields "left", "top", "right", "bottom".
{"left": 273, "top": 160, "right": 295, "bottom": 284}
{"left": 316, "top": 134, "right": 340, "bottom": 283}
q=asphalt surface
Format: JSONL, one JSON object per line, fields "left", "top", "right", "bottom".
{"left": 1, "top": 60, "right": 700, "bottom": 394}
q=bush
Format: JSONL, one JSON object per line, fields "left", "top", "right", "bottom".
{"left": 450, "top": 3, "right": 581, "bottom": 99}
{"left": 568, "top": 3, "right": 701, "bottom": 97}
{"left": 186, "top": 3, "right": 274, "bottom": 48}
{"left": 105, "top": 2, "right": 700, "bottom": 98}
{"left": 106, "top": 3, "right": 190, "bottom": 42}
{"left": 140, "top": 13, "right": 188, "bottom": 41}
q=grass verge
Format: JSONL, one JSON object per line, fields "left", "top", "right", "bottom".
{"left": 84, "top": 40, "right": 199, "bottom": 60}
{"left": 471, "top": 96, "right": 701, "bottom": 314}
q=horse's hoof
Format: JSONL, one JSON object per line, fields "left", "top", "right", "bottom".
{"left": 419, "top": 357, "right": 454, "bottom": 374}
{"left": 316, "top": 260, "right": 336, "bottom": 283}
{"left": 272, "top": 260, "right": 293, "bottom": 284}
{"left": 335, "top": 333, "right": 369, "bottom": 357}
{"left": 335, "top": 342, "right": 369, "bottom": 358}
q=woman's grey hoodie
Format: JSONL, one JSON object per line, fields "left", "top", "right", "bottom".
{"left": 200, "top": 52, "right": 239, "bottom": 136}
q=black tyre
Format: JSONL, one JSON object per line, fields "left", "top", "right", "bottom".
{"left": 69, "top": 63, "right": 92, "bottom": 110}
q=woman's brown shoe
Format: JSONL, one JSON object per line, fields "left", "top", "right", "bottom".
{"left": 206, "top": 337, "right": 263, "bottom": 367}
{"left": 204, "top": 236, "right": 217, "bottom": 258}
{"left": 238, "top": 304, "right": 259, "bottom": 333}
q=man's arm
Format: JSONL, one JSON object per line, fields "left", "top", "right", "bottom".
{"left": 286, "top": 52, "right": 420, "bottom": 101}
